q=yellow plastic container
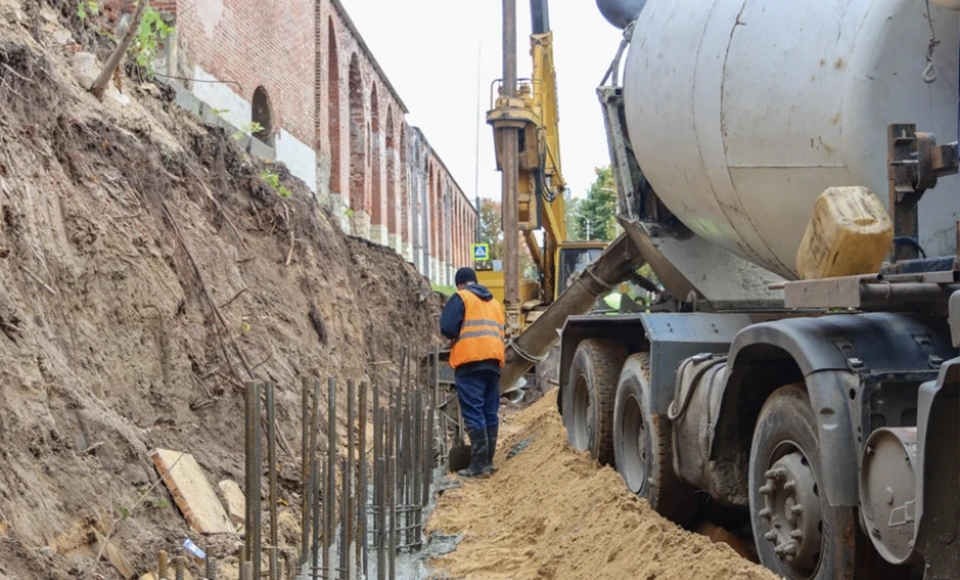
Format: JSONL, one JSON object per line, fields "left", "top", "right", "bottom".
{"left": 796, "top": 186, "right": 893, "bottom": 280}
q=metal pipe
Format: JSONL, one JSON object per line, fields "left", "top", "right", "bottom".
{"left": 301, "top": 378, "right": 312, "bottom": 564}
{"left": 266, "top": 382, "right": 279, "bottom": 580}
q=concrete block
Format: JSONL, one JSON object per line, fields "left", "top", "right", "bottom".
{"left": 248, "top": 137, "right": 275, "bottom": 161}
{"left": 218, "top": 480, "right": 245, "bottom": 526}
{"left": 151, "top": 449, "right": 234, "bottom": 535}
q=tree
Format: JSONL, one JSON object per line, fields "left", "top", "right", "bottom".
{"left": 477, "top": 198, "right": 536, "bottom": 277}
{"left": 478, "top": 198, "right": 505, "bottom": 260}
{"left": 572, "top": 166, "right": 618, "bottom": 241}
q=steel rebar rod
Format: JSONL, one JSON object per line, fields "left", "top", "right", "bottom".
{"left": 310, "top": 448, "right": 321, "bottom": 580}
{"left": 339, "top": 456, "right": 349, "bottom": 579}
{"left": 387, "top": 405, "right": 398, "bottom": 580}
{"left": 244, "top": 382, "right": 262, "bottom": 577}
{"left": 346, "top": 379, "right": 356, "bottom": 576}
{"left": 376, "top": 453, "right": 386, "bottom": 580}
{"left": 174, "top": 556, "right": 185, "bottom": 580}
{"left": 266, "top": 381, "right": 279, "bottom": 580}
{"left": 158, "top": 551, "right": 169, "bottom": 580}
{"left": 358, "top": 380, "right": 369, "bottom": 576}
{"left": 205, "top": 551, "right": 216, "bottom": 580}
{"left": 301, "top": 377, "right": 312, "bottom": 564}
{"left": 414, "top": 389, "right": 423, "bottom": 548}
{"left": 325, "top": 377, "right": 338, "bottom": 580}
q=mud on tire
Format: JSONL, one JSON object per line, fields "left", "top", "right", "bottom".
{"left": 562, "top": 338, "right": 628, "bottom": 465}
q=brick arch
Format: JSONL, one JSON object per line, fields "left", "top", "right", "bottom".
{"left": 385, "top": 106, "right": 397, "bottom": 243}
{"left": 327, "top": 17, "right": 340, "bottom": 194}
{"left": 370, "top": 85, "right": 383, "bottom": 235}
{"left": 251, "top": 86, "right": 274, "bottom": 146}
{"left": 348, "top": 54, "right": 366, "bottom": 216}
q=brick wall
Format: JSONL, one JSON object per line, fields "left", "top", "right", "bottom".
{"left": 129, "top": 0, "right": 477, "bottom": 276}
{"left": 174, "top": 0, "right": 316, "bottom": 147}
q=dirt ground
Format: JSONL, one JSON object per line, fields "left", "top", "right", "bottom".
{"left": 425, "top": 395, "right": 779, "bottom": 580}
{"left": 0, "top": 2, "right": 441, "bottom": 578}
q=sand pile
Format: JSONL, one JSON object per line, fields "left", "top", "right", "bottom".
{"left": 426, "top": 396, "right": 778, "bottom": 580}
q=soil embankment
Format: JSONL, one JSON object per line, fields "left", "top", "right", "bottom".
{"left": 426, "top": 396, "right": 779, "bottom": 580}
{"left": 0, "top": 2, "right": 440, "bottom": 577}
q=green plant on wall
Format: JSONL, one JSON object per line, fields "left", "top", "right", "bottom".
{"left": 129, "top": 6, "right": 174, "bottom": 78}
{"left": 260, "top": 169, "right": 292, "bottom": 198}
{"left": 234, "top": 121, "right": 264, "bottom": 141}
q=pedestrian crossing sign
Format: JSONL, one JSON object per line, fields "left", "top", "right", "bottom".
{"left": 472, "top": 243, "right": 490, "bottom": 262}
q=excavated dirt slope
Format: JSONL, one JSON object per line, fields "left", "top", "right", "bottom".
{"left": 426, "top": 395, "right": 780, "bottom": 580}
{"left": 0, "top": 2, "right": 440, "bottom": 578}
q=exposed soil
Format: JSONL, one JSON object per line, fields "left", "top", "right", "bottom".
{"left": 425, "top": 395, "right": 779, "bottom": 580}
{"left": 0, "top": 2, "right": 441, "bottom": 578}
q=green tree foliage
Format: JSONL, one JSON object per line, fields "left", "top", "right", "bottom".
{"left": 478, "top": 198, "right": 504, "bottom": 261}
{"left": 572, "top": 166, "right": 618, "bottom": 241}
{"left": 477, "top": 198, "right": 536, "bottom": 276}
{"left": 563, "top": 188, "right": 582, "bottom": 241}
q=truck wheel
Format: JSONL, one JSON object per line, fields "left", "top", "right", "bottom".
{"left": 562, "top": 338, "right": 627, "bottom": 465}
{"left": 749, "top": 385, "right": 856, "bottom": 580}
{"left": 613, "top": 353, "right": 698, "bottom": 526}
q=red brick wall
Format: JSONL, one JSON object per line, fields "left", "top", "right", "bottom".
{"left": 174, "top": 0, "right": 316, "bottom": 146}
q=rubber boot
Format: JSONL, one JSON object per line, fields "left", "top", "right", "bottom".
{"left": 483, "top": 425, "right": 499, "bottom": 475}
{"left": 457, "top": 429, "right": 490, "bottom": 478}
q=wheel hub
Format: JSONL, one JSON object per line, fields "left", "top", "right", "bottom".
{"left": 757, "top": 451, "right": 823, "bottom": 573}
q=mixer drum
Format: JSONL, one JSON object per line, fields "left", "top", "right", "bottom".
{"left": 623, "top": 0, "right": 960, "bottom": 279}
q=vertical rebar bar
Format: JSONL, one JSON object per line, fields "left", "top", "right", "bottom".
{"left": 376, "top": 454, "right": 386, "bottom": 580}
{"left": 310, "top": 447, "right": 321, "bottom": 580}
{"left": 301, "top": 377, "right": 312, "bottom": 564}
{"left": 174, "top": 556, "right": 185, "bottom": 580}
{"left": 158, "top": 550, "right": 169, "bottom": 580}
{"left": 387, "top": 406, "right": 397, "bottom": 579}
{"left": 339, "top": 456, "right": 348, "bottom": 579}
{"left": 372, "top": 385, "right": 381, "bottom": 559}
{"left": 346, "top": 379, "right": 356, "bottom": 577}
{"left": 325, "top": 377, "right": 337, "bottom": 579}
{"left": 244, "top": 381, "right": 262, "bottom": 577}
{"left": 266, "top": 381, "right": 279, "bottom": 580}
{"left": 358, "top": 380, "right": 368, "bottom": 576}
{"left": 205, "top": 551, "right": 216, "bottom": 580}
{"left": 284, "top": 549, "right": 297, "bottom": 580}
{"left": 241, "top": 561, "right": 252, "bottom": 580}
{"left": 414, "top": 388, "right": 423, "bottom": 548}
{"left": 309, "top": 379, "right": 322, "bottom": 579}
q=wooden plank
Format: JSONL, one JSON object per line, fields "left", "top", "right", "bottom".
{"left": 150, "top": 449, "right": 234, "bottom": 535}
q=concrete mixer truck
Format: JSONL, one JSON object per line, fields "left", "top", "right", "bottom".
{"left": 486, "top": 0, "right": 960, "bottom": 578}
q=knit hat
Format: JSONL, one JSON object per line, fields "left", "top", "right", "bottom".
{"left": 455, "top": 267, "right": 478, "bottom": 286}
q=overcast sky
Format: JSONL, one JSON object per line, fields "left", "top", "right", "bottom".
{"left": 348, "top": 1, "right": 623, "bottom": 203}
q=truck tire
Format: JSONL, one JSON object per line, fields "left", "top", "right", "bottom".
{"left": 562, "top": 338, "right": 627, "bottom": 465}
{"left": 613, "top": 353, "right": 698, "bottom": 526}
{"left": 749, "top": 384, "right": 856, "bottom": 580}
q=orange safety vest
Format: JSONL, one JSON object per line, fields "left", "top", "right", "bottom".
{"left": 449, "top": 289, "right": 506, "bottom": 369}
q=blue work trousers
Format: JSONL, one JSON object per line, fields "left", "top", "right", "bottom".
{"left": 455, "top": 369, "right": 501, "bottom": 432}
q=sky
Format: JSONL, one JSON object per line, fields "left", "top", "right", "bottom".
{"left": 348, "top": 1, "right": 624, "bottom": 204}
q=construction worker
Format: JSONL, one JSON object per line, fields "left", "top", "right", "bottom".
{"left": 440, "top": 267, "right": 505, "bottom": 478}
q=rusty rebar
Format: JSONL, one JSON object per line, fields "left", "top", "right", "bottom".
{"left": 174, "top": 556, "right": 185, "bottom": 580}
{"left": 339, "top": 456, "right": 348, "bottom": 578}
{"left": 311, "top": 458, "right": 322, "bottom": 580}
{"left": 310, "top": 380, "right": 322, "bottom": 579}
{"left": 205, "top": 551, "right": 216, "bottom": 580}
{"left": 376, "top": 453, "right": 386, "bottom": 580}
{"left": 325, "top": 377, "right": 337, "bottom": 580}
{"left": 346, "top": 379, "right": 356, "bottom": 576}
{"left": 388, "top": 405, "right": 398, "bottom": 580}
{"left": 301, "top": 377, "right": 312, "bottom": 564}
{"left": 158, "top": 550, "right": 169, "bottom": 579}
{"left": 358, "top": 380, "right": 369, "bottom": 576}
{"left": 241, "top": 561, "right": 252, "bottom": 580}
{"left": 266, "top": 381, "right": 279, "bottom": 580}
{"left": 414, "top": 388, "right": 423, "bottom": 548}
{"left": 244, "top": 381, "right": 262, "bottom": 577}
